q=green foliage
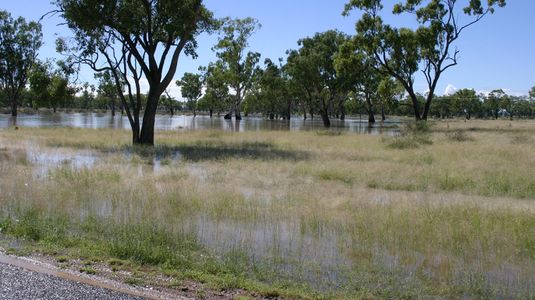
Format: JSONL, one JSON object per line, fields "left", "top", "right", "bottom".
{"left": 285, "top": 30, "right": 350, "bottom": 126}
{"left": 484, "top": 89, "right": 506, "bottom": 119}
{"left": 385, "top": 121, "right": 433, "bottom": 149}
{"left": 177, "top": 72, "right": 203, "bottom": 115}
{"left": 246, "top": 58, "right": 293, "bottom": 119}
{"left": 211, "top": 17, "right": 261, "bottom": 118}
{"left": 198, "top": 62, "right": 230, "bottom": 115}
{"left": 54, "top": 0, "right": 215, "bottom": 144}
{"left": 344, "top": 0, "right": 506, "bottom": 120}
{"left": 0, "top": 10, "right": 43, "bottom": 115}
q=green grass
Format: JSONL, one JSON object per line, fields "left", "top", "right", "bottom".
{"left": 1, "top": 120, "right": 535, "bottom": 298}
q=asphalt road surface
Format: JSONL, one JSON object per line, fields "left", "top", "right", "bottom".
{"left": 0, "top": 262, "right": 146, "bottom": 300}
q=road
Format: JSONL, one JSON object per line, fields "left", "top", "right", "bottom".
{"left": 0, "top": 261, "right": 146, "bottom": 300}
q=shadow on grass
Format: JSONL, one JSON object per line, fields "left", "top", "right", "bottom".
{"left": 49, "top": 140, "right": 311, "bottom": 162}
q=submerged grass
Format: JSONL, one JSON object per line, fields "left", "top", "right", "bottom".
{"left": 1, "top": 120, "right": 535, "bottom": 298}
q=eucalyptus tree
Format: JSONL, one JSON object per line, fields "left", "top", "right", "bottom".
{"left": 248, "top": 58, "right": 291, "bottom": 120}
{"left": 54, "top": 0, "right": 214, "bottom": 145}
{"left": 29, "top": 60, "right": 52, "bottom": 110}
{"left": 177, "top": 72, "right": 203, "bottom": 117}
{"left": 199, "top": 62, "right": 230, "bottom": 118}
{"left": 450, "top": 89, "right": 481, "bottom": 119}
{"left": 343, "top": 0, "right": 506, "bottom": 121}
{"left": 377, "top": 77, "right": 404, "bottom": 121}
{"left": 29, "top": 60, "right": 74, "bottom": 112}
{"left": 528, "top": 87, "right": 535, "bottom": 116}
{"left": 484, "top": 89, "right": 507, "bottom": 119}
{"left": 212, "top": 17, "right": 261, "bottom": 120}
{"left": 286, "top": 30, "right": 351, "bottom": 127}
{"left": 335, "top": 39, "right": 385, "bottom": 123}
{"left": 95, "top": 70, "right": 122, "bottom": 116}
{"left": 0, "top": 11, "right": 43, "bottom": 116}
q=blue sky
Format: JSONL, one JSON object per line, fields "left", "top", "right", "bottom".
{"left": 3, "top": 0, "right": 534, "bottom": 97}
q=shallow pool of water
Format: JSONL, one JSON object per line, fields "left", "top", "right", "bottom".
{"left": 0, "top": 113, "right": 401, "bottom": 135}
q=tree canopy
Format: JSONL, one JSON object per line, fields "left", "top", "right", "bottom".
{"left": 212, "top": 17, "right": 261, "bottom": 120}
{"left": 343, "top": 0, "right": 506, "bottom": 121}
{"left": 0, "top": 10, "right": 42, "bottom": 116}
{"left": 54, "top": 0, "right": 215, "bottom": 144}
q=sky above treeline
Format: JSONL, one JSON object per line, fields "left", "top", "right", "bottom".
{"left": 3, "top": 0, "right": 534, "bottom": 99}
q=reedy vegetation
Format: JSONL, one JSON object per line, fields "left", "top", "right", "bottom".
{"left": 1, "top": 120, "right": 535, "bottom": 298}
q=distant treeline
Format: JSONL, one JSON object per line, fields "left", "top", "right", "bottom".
{"left": 1, "top": 85, "right": 533, "bottom": 120}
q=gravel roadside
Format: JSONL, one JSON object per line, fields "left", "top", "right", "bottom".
{"left": 0, "top": 262, "right": 147, "bottom": 300}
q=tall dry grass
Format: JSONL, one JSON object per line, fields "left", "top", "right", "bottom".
{"left": 0, "top": 120, "right": 534, "bottom": 298}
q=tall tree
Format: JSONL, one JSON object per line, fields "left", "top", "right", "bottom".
{"left": 484, "top": 89, "right": 506, "bottom": 119}
{"left": 343, "top": 0, "right": 506, "bottom": 121}
{"left": 248, "top": 58, "right": 291, "bottom": 120}
{"left": 213, "top": 17, "right": 261, "bottom": 120}
{"left": 199, "top": 62, "right": 230, "bottom": 118}
{"left": 54, "top": 0, "right": 214, "bottom": 145}
{"left": 0, "top": 11, "right": 43, "bottom": 116}
{"left": 29, "top": 60, "right": 75, "bottom": 112}
{"left": 28, "top": 60, "right": 52, "bottom": 110}
{"left": 335, "top": 40, "right": 385, "bottom": 123}
{"left": 286, "top": 30, "right": 350, "bottom": 127}
{"left": 451, "top": 88, "right": 481, "bottom": 119}
{"left": 95, "top": 71, "right": 122, "bottom": 116}
{"left": 177, "top": 72, "right": 203, "bottom": 117}
{"left": 377, "top": 77, "right": 404, "bottom": 121}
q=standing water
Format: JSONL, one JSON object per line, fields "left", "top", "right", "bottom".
{"left": 0, "top": 112, "right": 401, "bottom": 135}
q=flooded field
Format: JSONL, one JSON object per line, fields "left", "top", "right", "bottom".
{"left": 1, "top": 121, "right": 535, "bottom": 298}
{"left": 0, "top": 112, "right": 401, "bottom": 135}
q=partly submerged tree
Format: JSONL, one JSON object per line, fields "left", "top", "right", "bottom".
{"left": 54, "top": 0, "right": 215, "bottom": 145}
{"left": 212, "top": 17, "right": 261, "bottom": 120}
{"left": 335, "top": 39, "right": 385, "bottom": 123}
{"left": 286, "top": 30, "right": 350, "bottom": 127}
{"left": 95, "top": 70, "right": 122, "bottom": 116}
{"left": 248, "top": 58, "right": 291, "bottom": 120}
{"left": 0, "top": 10, "right": 43, "bottom": 116}
{"left": 199, "top": 62, "right": 230, "bottom": 118}
{"left": 343, "top": 0, "right": 506, "bottom": 121}
{"left": 177, "top": 72, "right": 203, "bottom": 117}
{"left": 29, "top": 60, "right": 75, "bottom": 112}
{"left": 377, "top": 77, "right": 405, "bottom": 121}
{"left": 28, "top": 60, "right": 52, "bottom": 110}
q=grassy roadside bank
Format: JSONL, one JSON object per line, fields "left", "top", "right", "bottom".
{"left": 1, "top": 120, "right": 535, "bottom": 298}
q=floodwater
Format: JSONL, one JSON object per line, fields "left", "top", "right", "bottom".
{"left": 0, "top": 112, "right": 401, "bottom": 135}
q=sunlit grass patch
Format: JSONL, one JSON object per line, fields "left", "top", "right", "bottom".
{"left": 1, "top": 121, "right": 535, "bottom": 298}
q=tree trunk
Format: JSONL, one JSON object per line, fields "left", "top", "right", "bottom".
{"left": 209, "top": 109, "right": 213, "bottom": 118}
{"left": 111, "top": 99, "right": 116, "bottom": 117}
{"left": 286, "top": 100, "right": 292, "bottom": 120}
{"left": 381, "top": 104, "right": 386, "bottom": 122}
{"left": 368, "top": 111, "right": 375, "bottom": 124}
{"left": 53, "top": 106, "right": 57, "bottom": 113}
{"left": 422, "top": 99, "right": 432, "bottom": 120}
{"left": 138, "top": 92, "right": 159, "bottom": 145}
{"left": 235, "top": 108, "right": 242, "bottom": 121}
{"left": 11, "top": 100, "right": 17, "bottom": 117}
{"left": 320, "top": 110, "right": 330, "bottom": 128}
{"left": 132, "top": 124, "right": 141, "bottom": 145}
{"left": 366, "top": 99, "right": 375, "bottom": 124}
{"left": 408, "top": 92, "right": 422, "bottom": 121}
